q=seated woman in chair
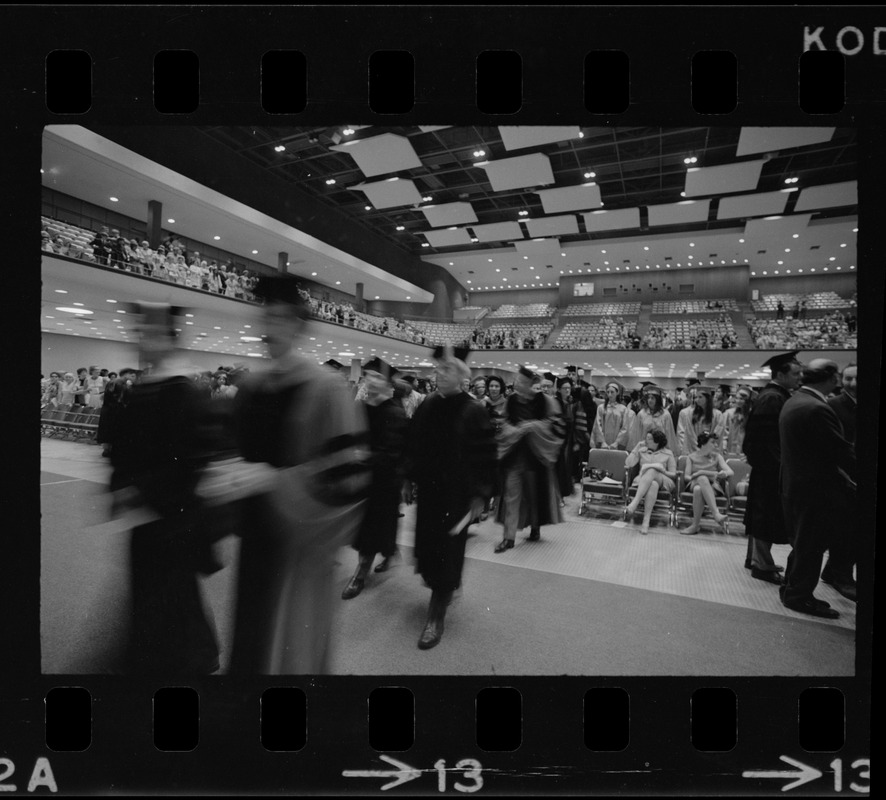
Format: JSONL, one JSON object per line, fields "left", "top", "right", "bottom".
{"left": 679, "top": 431, "right": 733, "bottom": 535}
{"left": 623, "top": 429, "right": 677, "bottom": 535}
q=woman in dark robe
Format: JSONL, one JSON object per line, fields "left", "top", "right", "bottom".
{"left": 342, "top": 358, "right": 408, "bottom": 599}
{"left": 109, "top": 303, "right": 219, "bottom": 675}
{"left": 554, "top": 377, "right": 578, "bottom": 499}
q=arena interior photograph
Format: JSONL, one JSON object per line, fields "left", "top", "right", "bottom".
{"left": 39, "top": 123, "right": 862, "bottom": 676}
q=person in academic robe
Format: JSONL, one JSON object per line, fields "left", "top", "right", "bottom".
{"left": 109, "top": 304, "right": 220, "bottom": 675}
{"left": 228, "top": 275, "right": 370, "bottom": 673}
{"left": 625, "top": 384, "right": 679, "bottom": 455}
{"left": 741, "top": 351, "right": 802, "bottom": 585}
{"left": 592, "top": 381, "right": 630, "bottom": 450}
{"left": 494, "top": 366, "right": 565, "bottom": 552}
{"left": 553, "top": 376, "right": 580, "bottom": 499}
{"left": 341, "top": 358, "right": 409, "bottom": 600}
{"left": 404, "top": 346, "right": 497, "bottom": 650}
{"left": 779, "top": 360, "right": 856, "bottom": 618}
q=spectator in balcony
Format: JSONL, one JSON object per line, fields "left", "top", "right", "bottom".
{"left": 722, "top": 386, "right": 753, "bottom": 459}
{"left": 626, "top": 384, "right": 679, "bottom": 455}
{"left": 108, "top": 230, "right": 126, "bottom": 269}
{"left": 593, "top": 381, "right": 630, "bottom": 451}
{"left": 791, "top": 301, "right": 800, "bottom": 320}
{"left": 678, "top": 432, "right": 733, "bottom": 535}
{"left": 225, "top": 270, "right": 240, "bottom": 299}
{"left": 799, "top": 300, "right": 808, "bottom": 320}
{"left": 41, "top": 231, "right": 54, "bottom": 252}
{"left": 775, "top": 300, "right": 785, "bottom": 320}
{"left": 677, "top": 386, "right": 725, "bottom": 455}
{"left": 845, "top": 311, "right": 857, "bottom": 334}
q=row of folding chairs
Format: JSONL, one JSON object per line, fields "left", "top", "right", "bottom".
{"left": 578, "top": 448, "right": 751, "bottom": 530}
{"left": 40, "top": 403, "right": 100, "bottom": 443}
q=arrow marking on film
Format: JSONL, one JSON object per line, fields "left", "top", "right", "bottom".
{"left": 742, "top": 755, "right": 823, "bottom": 791}
{"left": 343, "top": 754, "right": 422, "bottom": 790}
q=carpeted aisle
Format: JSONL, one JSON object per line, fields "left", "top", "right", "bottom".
{"left": 40, "top": 439, "right": 855, "bottom": 676}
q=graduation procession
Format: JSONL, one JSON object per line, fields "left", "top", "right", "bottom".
{"left": 38, "top": 124, "right": 867, "bottom": 677}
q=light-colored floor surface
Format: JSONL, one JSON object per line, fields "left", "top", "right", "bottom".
{"left": 40, "top": 438, "right": 856, "bottom": 676}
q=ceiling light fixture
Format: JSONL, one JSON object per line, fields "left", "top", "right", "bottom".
{"left": 109, "top": 197, "right": 119, "bottom": 202}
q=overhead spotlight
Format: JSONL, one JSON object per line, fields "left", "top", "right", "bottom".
{"left": 473, "top": 149, "right": 485, "bottom": 158}
{"left": 421, "top": 243, "right": 430, "bottom": 247}
{"left": 365, "top": 205, "right": 371, "bottom": 211}
{"left": 109, "top": 196, "right": 119, "bottom": 202}
{"left": 396, "top": 225, "right": 405, "bottom": 231}
{"left": 274, "top": 145, "right": 286, "bottom": 152}
{"left": 471, "top": 237, "right": 478, "bottom": 243}
{"left": 583, "top": 171, "right": 596, "bottom": 179}
{"left": 422, "top": 196, "right": 432, "bottom": 202}
{"left": 214, "top": 236, "right": 220, "bottom": 240}
{"left": 325, "top": 178, "right": 336, "bottom": 185}
{"left": 167, "top": 218, "right": 175, "bottom": 224}
{"left": 342, "top": 127, "right": 355, "bottom": 136}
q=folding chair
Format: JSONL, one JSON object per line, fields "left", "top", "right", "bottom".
{"left": 579, "top": 448, "right": 628, "bottom": 517}
{"left": 624, "top": 462, "right": 676, "bottom": 526}
{"left": 725, "top": 459, "right": 751, "bottom": 527}
{"left": 41, "top": 403, "right": 69, "bottom": 437}
{"left": 674, "top": 455, "right": 729, "bottom": 530}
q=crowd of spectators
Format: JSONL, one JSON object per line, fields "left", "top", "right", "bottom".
{"left": 553, "top": 318, "right": 639, "bottom": 349}
{"left": 748, "top": 312, "right": 857, "bottom": 350}
{"left": 470, "top": 326, "right": 548, "bottom": 350}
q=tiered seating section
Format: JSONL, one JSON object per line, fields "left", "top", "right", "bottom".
{"left": 408, "top": 321, "right": 476, "bottom": 346}
{"left": 651, "top": 299, "right": 739, "bottom": 314}
{"left": 751, "top": 292, "right": 854, "bottom": 315}
{"left": 553, "top": 321, "right": 638, "bottom": 350}
{"left": 748, "top": 315, "right": 857, "bottom": 350}
{"left": 477, "top": 324, "right": 552, "bottom": 350}
{"left": 489, "top": 303, "right": 553, "bottom": 318}
{"left": 561, "top": 302, "right": 642, "bottom": 317}
{"left": 644, "top": 319, "right": 737, "bottom": 349}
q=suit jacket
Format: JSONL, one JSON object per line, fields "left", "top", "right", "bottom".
{"left": 779, "top": 386, "right": 856, "bottom": 501}
{"left": 827, "top": 391, "right": 856, "bottom": 445}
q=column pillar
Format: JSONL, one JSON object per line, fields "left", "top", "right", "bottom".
{"left": 147, "top": 200, "right": 163, "bottom": 249}
{"left": 277, "top": 252, "right": 288, "bottom": 273}
{"left": 355, "top": 282, "right": 365, "bottom": 312}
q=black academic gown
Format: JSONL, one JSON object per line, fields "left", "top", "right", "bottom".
{"left": 352, "top": 398, "right": 408, "bottom": 558}
{"left": 742, "top": 382, "right": 791, "bottom": 545}
{"left": 406, "top": 391, "right": 497, "bottom": 593}
{"left": 110, "top": 376, "right": 219, "bottom": 675}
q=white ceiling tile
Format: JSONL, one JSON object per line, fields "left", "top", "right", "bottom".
{"left": 743, "top": 213, "right": 812, "bottom": 240}
{"left": 478, "top": 153, "right": 555, "bottom": 192}
{"left": 352, "top": 178, "right": 424, "bottom": 209}
{"left": 684, "top": 160, "right": 765, "bottom": 197}
{"left": 421, "top": 201, "right": 478, "bottom": 228}
{"left": 498, "top": 126, "right": 583, "bottom": 151}
{"left": 471, "top": 221, "right": 525, "bottom": 242}
{"left": 717, "top": 190, "right": 791, "bottom": 220}
{"left": 582, "top": 207, "right": 641, "bottom": 233}
{"left": 423, "top": 228, "right": 474, "bottom": 247}
{"left": 514, "top": 238, "right": 561, "bottom": 256}
{"left": 793, "top": 181, "right": 858, "bottom": 212}
{"left": 525, "top": 215, "right": 580, "bottom": 237}
{"left": 736, "top": 127, "right": 835, "bottom": 157}
{"left": 647, "top": 200, "right": 710, "bottom": 227}
{"left": 535, "top": 183, "right": 603, "bottom": 214}
{"left": 330, "top": 133, "right": 422, "bottom": 177}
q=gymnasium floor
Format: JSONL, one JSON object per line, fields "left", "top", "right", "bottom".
{"left": 40, "top": 438, "right": 856, "bottom": 677}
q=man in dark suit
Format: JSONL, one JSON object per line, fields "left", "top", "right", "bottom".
{"left": 819, "top": 363, "right": 857, "bottom": 600}
{"left": 778, "top": 360, "right": 856, "bottom": 618}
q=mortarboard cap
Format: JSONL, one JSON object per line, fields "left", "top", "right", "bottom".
{"left": 761, "top": 350, "right": 801, "bottom": 371}
{"left": 432, "top": 345, "right": 470, "bottom": 363}
{"left": 363, "top": 357, "right": 398, "bottom": 380}
{"left": 122, "top": 302, "right": 188, "bottom": 331}
{"left": 686, "top": 378, "right": 701, "bottom": 387}
{"left": 542, "top": 372, "right": 556, "bottom": 383}
{"left": 323, "top": 359, "right": 344, "bottom": 370}
{"left": 557, "top": 376, "right": 574, "bottom": 388}
{"left": 640, "top": 382, "right": 663, "bottom": 396}
{"left": 565, "top": 365, "right": 578, "bottom": 372}
{"left": 518, "top": 365, "right": 540, "bottom": 381}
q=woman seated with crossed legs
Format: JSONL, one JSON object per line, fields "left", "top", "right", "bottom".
{"left": 623, "top": 429, "right": 677, "bottom": 535}
{"left": 679, "top": 431, "right": 733, "bottom": 535}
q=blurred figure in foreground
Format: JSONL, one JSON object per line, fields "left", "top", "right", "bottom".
{"left": 228, "top": 275, "right": 370, "bottom": 673}
{"left": 109, "top": 303, "right": 219, "bottom": 675}
{"left": 405, "top": 346, "right": 497, "bottom": 649}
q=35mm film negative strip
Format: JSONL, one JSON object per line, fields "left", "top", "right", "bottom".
{"left": 3, "top": 4, "right": 877, "bottom": 796}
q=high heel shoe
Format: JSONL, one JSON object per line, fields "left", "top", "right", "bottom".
{"left": 494, "top": 539, "right": 515, "bottom": 553}
{"left": 715, "top": 515, "right": 730, "bottom": 534}
{"left": 623, "top": 504, "right": 635, "bottom": 521}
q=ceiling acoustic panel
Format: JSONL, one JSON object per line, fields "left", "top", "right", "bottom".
{"left": 470, "top": 221, "right": 524, "bottom": 242}
{"left": 684, "top": 160, "right": 765, "bottom": 197}
{"left": 498, "top": 126, "right": 583, "bottom": 151}
{"left": 582, "top": 207, "right": 642, "bottom": 233}
{"left": 735, "top": 127, "right": 836, "bottom": 157}
{"left": 535, "top": 183, "right": 603, "bottom": 214}
{"left": 514, "top": 238, "right": 561, "bottom": 256}
{"left": 793, "top": 181, "right": 858, "bottom": 212}
{"left": 647, "top": 200, "right": 711, "bottom": 227}
{"left": 743, "top": 213, "right": 812, "bottom": 241}
{"left": 478, "top": 153, "right": 555, "bottom": 192}
{"left": 524, "top": 215, "right": 580, "bottom": 238}
{"left": 330, "top": 133, "right": 422, "bottom": 177}
{"left": 352, "top": 178, "right": 424, "bottom": 209}
{"left": 421, "top": 201, "right": 478, "bottom": 228}
{"left": 423, "top": 228, "right": 474, "bottom": 248}
{"left": 717, "top": 190, "right": 792, "bottom": 220}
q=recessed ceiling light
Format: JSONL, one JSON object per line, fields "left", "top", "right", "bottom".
{"left": 274, "top": 145, "right": 286, "bottom": 152}
{"left": 109, "top": 197, "right": 119, "bottom": 202}
{"left": 396, "top": 225, "right": 405, "bottom": 231}
{"left": 252, "top": 250, "right": 258, "bottom": 255}
{"left": 311, "top": 272, "right": 317, "bottom": 276}
{"left": 325, "top": 178, "right": 336, "bottom": 185}
{"left": 55, "top": 289, "right": 67, "bottom": 294}
{"left": 167, "top": 218, "right": 175, "bottom": 224}
{"left": 214, "top": 236, "right": 220, "bottom": 240}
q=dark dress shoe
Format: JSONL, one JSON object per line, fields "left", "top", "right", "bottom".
{"left": 744, "top": 560, "right": 752, "bottom": 570}
{"left": 374, "top": 558, "right": 391, "bottom": 573}
{"left": 751, "top": 567, "right": 784, "bottom": 585}
{"left": 782, "top": 598, "right": 840, "bottom": 619}
{"left": 341, "top": 576, "right": 365, "bottom": 600}
{"left": 822, "top": 578, "right": 857, "bottom": 602}
{"left": 494, "top": 539, "right": 515, "bottom": 553}
{"left": 418, "top": 619, "right": 444, "bottom": 649}
{"left": 528, "top": 529, "right": 540, "bottom": 541}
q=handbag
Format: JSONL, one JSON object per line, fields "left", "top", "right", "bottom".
{"left": 195, "top": 457, "right": 279, "bottom": 506}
